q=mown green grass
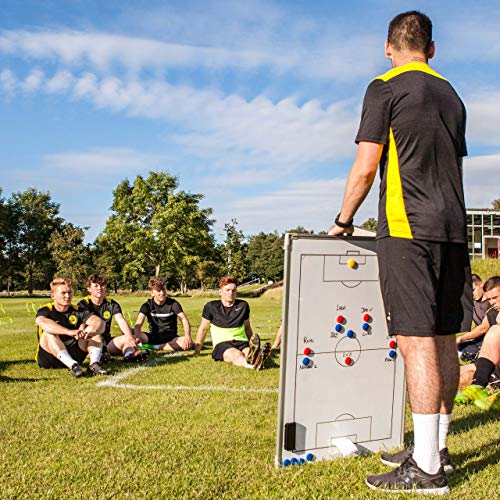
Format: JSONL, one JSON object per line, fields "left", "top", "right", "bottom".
{"left": 0, "top": 295, "right": 498, "bottom": 499}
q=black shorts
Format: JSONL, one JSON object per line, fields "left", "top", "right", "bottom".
{"left": 377, "top": 237, "right": 472, "bottom": 337}
{"left": 145, "top": 332, "right": 177, "bottom": 345}
{"left": 37, "top": 342, "right": 88, "bottom": 369}
{"left": 212, "top": 340, "right": 250, "bottom": 362}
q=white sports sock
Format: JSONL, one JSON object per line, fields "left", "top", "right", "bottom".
{"left": 89, "top": 348, "right": 102, "bottom": 364}
{"left": 412, "top": 413, "right": 441, "bottom": 474}
{"left": 438, "top": 413, "right": 452, "bottom": 451}
{"left": 57, "top": 349, "right": 77, "bottom": 369}
{"left": 153, "top": 345, "right": 162, "bottom": 351}
{"left": 244, "top": 362, "right": 254, "bottom": 369}
{"left": 123, "top": 348, "right": 135, "bottom": 357}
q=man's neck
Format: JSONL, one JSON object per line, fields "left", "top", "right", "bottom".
{"left": 221, "top": 299, "right": 235, "bottom": 307}
{"left": 391, "top": 52, "right": 428, "bottom": 68}
{"left": 91, "top": 296, "right": 104, "bottom": 306}
{"left": 53, "top": 302, "right": 70, "bottom": 313}
{"left": 154, "top": 297, "right": 166, "bottom": 306}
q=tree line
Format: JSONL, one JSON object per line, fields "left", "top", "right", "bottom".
{"left": 0, "top": 171, "right": 310, "bottom": 294}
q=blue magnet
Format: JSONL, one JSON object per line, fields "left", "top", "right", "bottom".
{"left": 306, "top": 453, "right": 314, "bottom": 461}
{"left": 291, "top": 458, "right": 298, "bottom": 465}
{"left": 335, "top": 324, "right": 343, "bottom": 332}
{"left": 362, "top": 323, "right": 370, "bottom": 331}
{"left": 298, "top": 458, "right": 305, "bottom": 465}
{"left": 389, "top": 350, "right": 397, "bottom": 358}
{"left": 302, "top": 357, "right": 311, "bottom": 366}
{"left": 346, "top": 330, "right": 354, "bottom": 338}
{"left": 283, "top": 459, "right": 291, "bottom": 467}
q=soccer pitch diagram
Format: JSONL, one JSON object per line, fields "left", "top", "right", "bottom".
{"left": 276, "top": 234, "right": 406, "bottom": 467}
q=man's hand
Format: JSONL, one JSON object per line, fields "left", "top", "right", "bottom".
{"left": 179, "top": 335, "right": 192, "bottom": 351}
{"left": 327, "top": 224, "right": 354, "bottom": 236}
{"left": 193, "top": 343, "right": 202, "bottom": 355}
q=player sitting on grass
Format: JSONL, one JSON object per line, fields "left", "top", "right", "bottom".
{"left": 78, "top": 274, "right": 149, "bottom": 363}
{"left": 134, "top": 278, "right": 192, "bottom": 352}
{"left": 455, "top": 276, "right": 500, "bottom": 411}
{"left": 194, "top": 275, "right": 271, "bottom": 370}
{"left": 35, "top": 277, "right": 107, "bottom": 378}
{"left": 455, "top": 274, "right": 492, "bottom": 362}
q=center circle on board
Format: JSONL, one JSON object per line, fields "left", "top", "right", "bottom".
{"left": 334, "top": 336, "right": 361, "bottom": 366}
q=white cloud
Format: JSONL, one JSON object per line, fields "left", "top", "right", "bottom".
{"left": 20, "top": 68, "right": 44, "bottom": 92}
{"left": 465, "top": 91, "right": 500, "bottom": 146}
{"left": 463, "top": 154, "right": 500, "bottom": 209}
{"left": 0, "top": 68, "right": 16, "bottom": 94}
{"left": 46, "top": 70, "right": 74, "bottom": 93}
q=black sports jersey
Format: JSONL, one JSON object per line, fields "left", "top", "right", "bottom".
{"left": 202, "top": 299, "right": 250, "bottom": 328}
{"left": 486, "top": 307, "right": 499, "bottom": 328}
{"left": 356, "top": 62, "right": 467, "bottom": 243}
{"left": 36, "top": 303, "right": 93, "bottom": 345}
{"left": 139, "top": 298, "right": 183, "bottom": 335}
{"left": 78, "top": 296, "right": 122, "bottom": 343}
{"left": 473, "top": 299, "right": 490, "bottom": 327}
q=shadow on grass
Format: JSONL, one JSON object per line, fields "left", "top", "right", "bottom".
{"left": 0, "top": 358, "right": 50, "bottom": 382}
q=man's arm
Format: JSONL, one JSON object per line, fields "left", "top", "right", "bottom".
{"left": 133, "top": 312, "right": 147, "bottom": 337}
{"left": 177, "top": 312, "right": 192, "bottom": 350}
{"left": 82, "top": 314, "right": 105, "bottom": 338}
{"left": 328, "top": 141, "right": 383, "bottom": 236}
{"left": 114, "top": 313, "right": 135, "bottom": 339}
{"left": 194, "top": 318, "right": 211, "bottom": 355}
{"left": 35, "top": 316, "right": 81, "bottom": 338}
{"left": 243, "top": 318, "right": 253, "bottom": 340}
{"left": 456, "top": 316, "right": 491, "bottom": 344}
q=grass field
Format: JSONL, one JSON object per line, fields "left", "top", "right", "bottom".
{"left": 0, "top": 293, "right": 499, "bottom": 498}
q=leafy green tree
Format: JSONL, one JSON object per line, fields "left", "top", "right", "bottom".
{"left": 493, "top": 199, "right": 500, "bottom": 211}
{"left": 7, "top": 188, "right": 63, "bottom": 294}
{"left": 0, "top": 189, "right": 8, "bottom": 287}
{"left": 222, "top": 219, "right": 249, "bottom": 282}
{"left": 247, "top": 231, "right": 284, "bottom": 281}
{"left": 97, "top": 171, "right": 215, "bottom": 290}
{"left": 49, "top": 223, "right": 94, "bottom": 290}
{"left": 360, "top": 217, "right": 378, "bottom": 232}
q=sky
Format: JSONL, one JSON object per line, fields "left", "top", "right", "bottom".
{"left": 1, "top": 0, "right": 500, "bottom": 243}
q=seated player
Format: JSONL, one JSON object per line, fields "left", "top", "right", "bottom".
{"left": 455, "top": 274, "right": 491, "bottom": 361}
{"left": 134, "top": 277, "right": 192, "bottom": 352}
{"left": 455, "top": 276, "right": 500, "bottom": 411}
{"left": 78, "top": 274, "right": 149, "bottom": 363}
{"left": 271, "top": 325, "right": 282, "bottom": 350}
{"left": 35, "top": 277, "right": 107, "bottom": 377}
{"left": 194, "top": 275, "right": 271, "bottom": 370}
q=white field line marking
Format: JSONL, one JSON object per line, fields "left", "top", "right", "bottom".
{"left": 96, "top": 354, "right": 278, "bottom": 394}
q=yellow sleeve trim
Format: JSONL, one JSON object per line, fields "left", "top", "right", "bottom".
{"left": 375, "top": 62, "right": 446, "bottom": 82}
{"left": 386, "top": 128, "right": 413, "bottom": 239}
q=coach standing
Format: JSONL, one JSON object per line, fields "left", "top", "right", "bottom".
{"left": 328, "top": 11, "right": 471, "bottom": 494}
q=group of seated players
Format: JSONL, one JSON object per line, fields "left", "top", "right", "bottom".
{"left": 35, "top": 274, "right": 272, "bottom": 378}
{"left": 454, "top": 274, "right": 500, "bottom": 411}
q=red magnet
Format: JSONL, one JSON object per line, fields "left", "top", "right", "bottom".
{"left": 337, "top": 315, "right": 345, "bottom": 324}
{"left": 303, "top": 347, "right": 312, "bottom": 356}
{"left": 363, "top": 314, "right": 371, "bottom": 322}
{"left": 345, "top": 357, "right": 353, "bottom": 366}
{"left": 389, "top": 340, "right": 397, "bottom": 349}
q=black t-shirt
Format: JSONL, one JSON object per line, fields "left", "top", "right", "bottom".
{"left": 78, "top": 296, "right": 122, "bottom": 343}
{"left": 473, "top": 299, "right": 490, "bottom": 327}
{"left": 356, "top": 62, "right": 467, "bottom": 243}
{"left": 486, "top": 308, "right": 499, "bottom": 328}
{"left": 202, "top": 299, "right": 250, "bottom": 328}
{"left": 139, "top": 298, "right": 183, "bottom": 335}
{"left": 36, "top": 303, "right": 93, "bottom": 345}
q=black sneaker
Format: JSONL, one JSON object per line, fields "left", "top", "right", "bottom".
{"left": 88, "top": 362, "right": 108, "bottom": 376}
{"left": 381, "top": 446, "right": 454, "bottom": 474}
{"left": 253, "top": 342, "right": 271, "bottom": 371}
{"left": 70, "top": 363, "right": 84, "bottom": 378}
{"left": 366, "top": 457, "right": 449, "bottom": 494}
{"left": 123, "top": 350, "right": 150, "bottom": 363}
{"left": 246, "top": 334, "right": 261, "bottom": 365}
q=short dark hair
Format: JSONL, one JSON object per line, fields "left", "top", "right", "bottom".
{"left": 471, "top": 274, "right": 482, "bottom": 284}
{"left": 219, "top": 275, "right": 237, "bottom": 289}
{"left": 388, "top": 11, "right": 432, "bottom": 55}
{"left": 483, "top": 276, "right": 500, "bottom": 293}
{"left": 86, "top": 274, "right": 107, "bottom": 288}
{"left": 148, "top": 277, "right": 166, "bottom": 291}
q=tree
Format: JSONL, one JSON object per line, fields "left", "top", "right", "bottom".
{"left": 0, "top": 189, "right": 8, "bottom": 287}
{"left": 7, "top": 188, "right": 63, "bottom": 294}
{"left": 221, "top": 219, "right": 249, "bottom": 282}
{"left": 97, "top": 171, "right": 215, "bottom": 290}
{"left": 49, "top": 223, "right": 94, "bottom": 290}
{"left": 247, "top": 231, "right": 284, "bottom": 282}
{"left": 360, "top": 217, "right": 378, "bottom": 232}
{"left": 493, "top": 199, "right": 500, "bottom": 211}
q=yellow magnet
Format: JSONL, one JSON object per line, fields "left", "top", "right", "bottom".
{"left": 347, "top": 259, "right": 357, "bottom": 269}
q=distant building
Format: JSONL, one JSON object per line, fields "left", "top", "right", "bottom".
{"left": 467, "top": 209, "right": 500, "bottom": 259}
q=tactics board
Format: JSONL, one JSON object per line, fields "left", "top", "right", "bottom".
{"left": 275, "top": 234, "right": 405, "bottom": 467}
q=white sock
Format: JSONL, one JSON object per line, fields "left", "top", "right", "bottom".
{"left": 89, "top": 348, "right": 102, "bottom": 364}
{"left": 412, "top": 413, "right": 441, "bottom": 474}
{"left": 153, "top": 345, "right": 162, "bottom": 351}
{"left": 124, "top": 348, "right": 135, "bottom": 357}
{"left": 57, "top": 350, "right": 77, "bottom": 369}
{"left": 244, "top": 362, "right": 254, "bottom": 369}
{"left": 438, "top": 413, "right": 452, "bottom": 451}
